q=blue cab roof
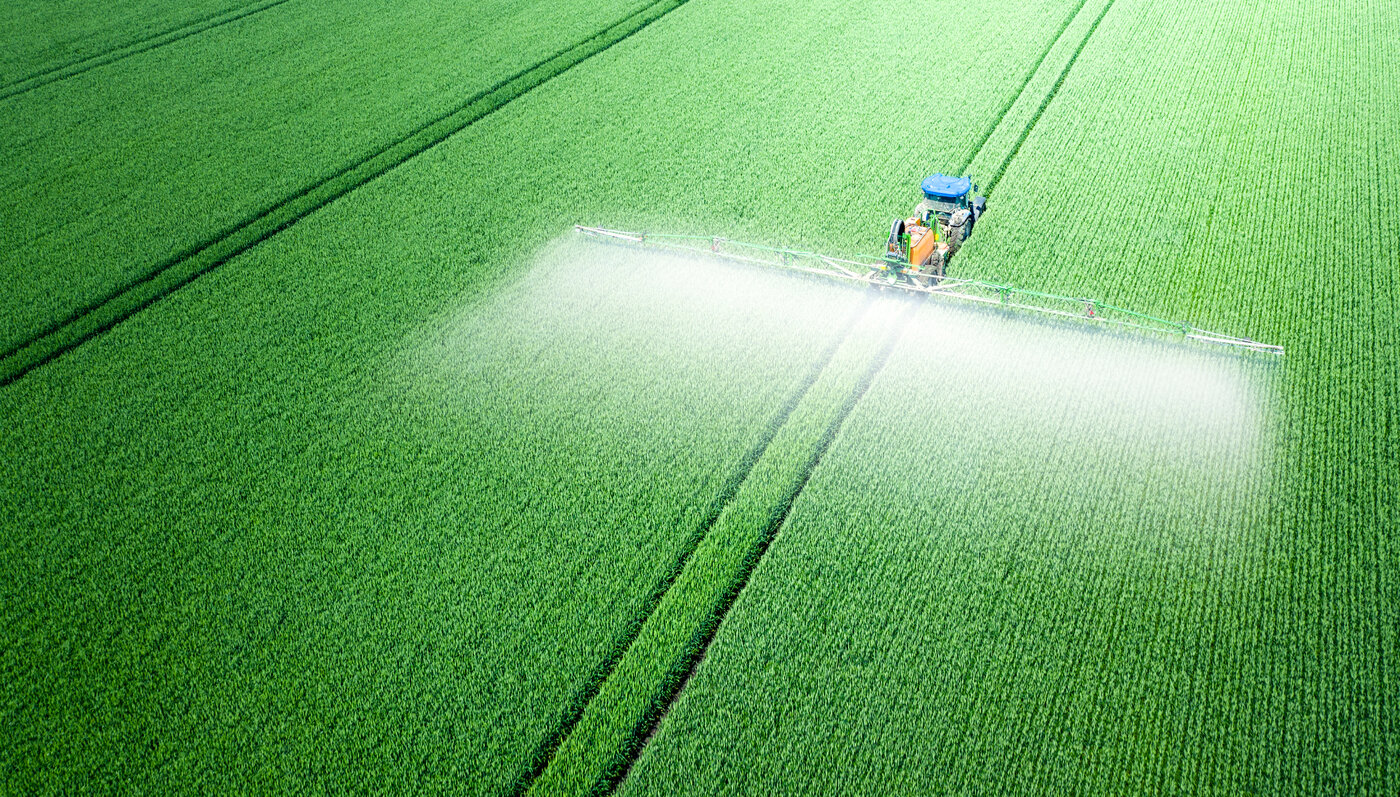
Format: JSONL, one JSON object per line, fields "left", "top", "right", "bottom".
{"left": 921, "top": 174, "right": 972, "bottom": 200}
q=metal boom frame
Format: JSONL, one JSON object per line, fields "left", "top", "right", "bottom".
{"left": 574, "top": 225, "right": 1284, "bottom": 356}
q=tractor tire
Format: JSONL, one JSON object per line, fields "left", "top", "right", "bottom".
{"left": 946, "top": 224, "right": 965, "bottom": 258}
{"left": 946, "top": 209, "right": 972, "bottom": 258}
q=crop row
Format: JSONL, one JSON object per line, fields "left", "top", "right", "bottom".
{"left": 0, "top": 237, "right": 861, "bottom": 793}
{"left": 958, "top": 12, "right": 1400, "bottom": 784}
{"left": 530, "top": 292, "right": 917, "bottom": 795}
{"left": 0, "top": 0, "right": 251, "bottom": 86}
{"left": 0, "top": 0, "right": 647, "bottom": 355}
{"left": 0, "top": 0, "right": 1102, "bottom": 791}
{"left": 625, "top": 0, "right": 1400, "bottom": 791}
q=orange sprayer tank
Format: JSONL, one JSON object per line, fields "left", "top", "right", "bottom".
{"left": 907, "top": 219, "right": 938, "bottom": 266}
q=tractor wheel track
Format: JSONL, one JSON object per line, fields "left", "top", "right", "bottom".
{"left": 0, "top": 0, "right": 294, "bottom": 101}
{"left": 552, "top": 0, "right": 1126, "bottom": 790}
{"left": 0, "top": 0, "right": 693, "bottom": 387}
{"left": 955, "top": 0, "right": 1092, "bottom": 175}
{"left": 983, "top": 0, "right": 1119, "bottom": 195}
{"left": 510, "top": 291, "right": 874, "bottom": 795}
{"left": 600, "top": 297, "right": 921, "bottom": 795}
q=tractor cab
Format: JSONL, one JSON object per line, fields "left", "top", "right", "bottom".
{"left": 916, "top": 174, "right": 976, "bottom": 223}
{"left": 913, "top": 173, "right": 985, "bottom": 253}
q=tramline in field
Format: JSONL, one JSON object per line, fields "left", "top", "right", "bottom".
{"left": 576, "top": 173, "right": 1284, "bottom": 356}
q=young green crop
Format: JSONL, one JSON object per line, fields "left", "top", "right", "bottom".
{"left": 0, "top": 0, "right": 1102, "bottom": 789}
{"left": 0, "top": 0, "right": 247, "bottom": 85}
{"left": 530, "top": 294, "right": 916, "bottom": 796}
{"left": 623, "top": 302, "right": 1284, "bottom": 795}
{"left": 6, "top": 0, "right": 1394, "bottom": 791}
{"left": 624, "top": 0, "right": 1400, "bottom": 791}
{"left": 0, "top": 0, "right": 645, "bottom": 354}
{"left": 0, "top": 238, "right": 861, "bottom": 793}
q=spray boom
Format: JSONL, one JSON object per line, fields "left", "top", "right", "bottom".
{"left": 574, "top": 225, "right": 1284, "bottom": 356}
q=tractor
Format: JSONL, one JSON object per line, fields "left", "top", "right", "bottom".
{"left": 573, "top": 168, "right": 1283, "bottom": 354}
{"left": 882, "top": 174, "right": 986, "bottom": 285}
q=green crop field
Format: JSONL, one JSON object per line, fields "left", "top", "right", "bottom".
{"left": 2, "top": 0, "right": 1395, "bottom": 793}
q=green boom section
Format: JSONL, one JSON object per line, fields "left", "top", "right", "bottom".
{"left": 622, "top": 0, "right": 1400, "bottom": 792}
{"left": 0, "top": 0, "right": 647, "bottom": 354}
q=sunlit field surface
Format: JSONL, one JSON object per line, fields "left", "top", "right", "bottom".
{"left": 2, "top": 0, "right": 1395, "bottom": 793}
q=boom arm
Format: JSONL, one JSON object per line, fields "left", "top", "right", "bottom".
{"left": 573, "top": 225, "right": 1284, "bottom": 356}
